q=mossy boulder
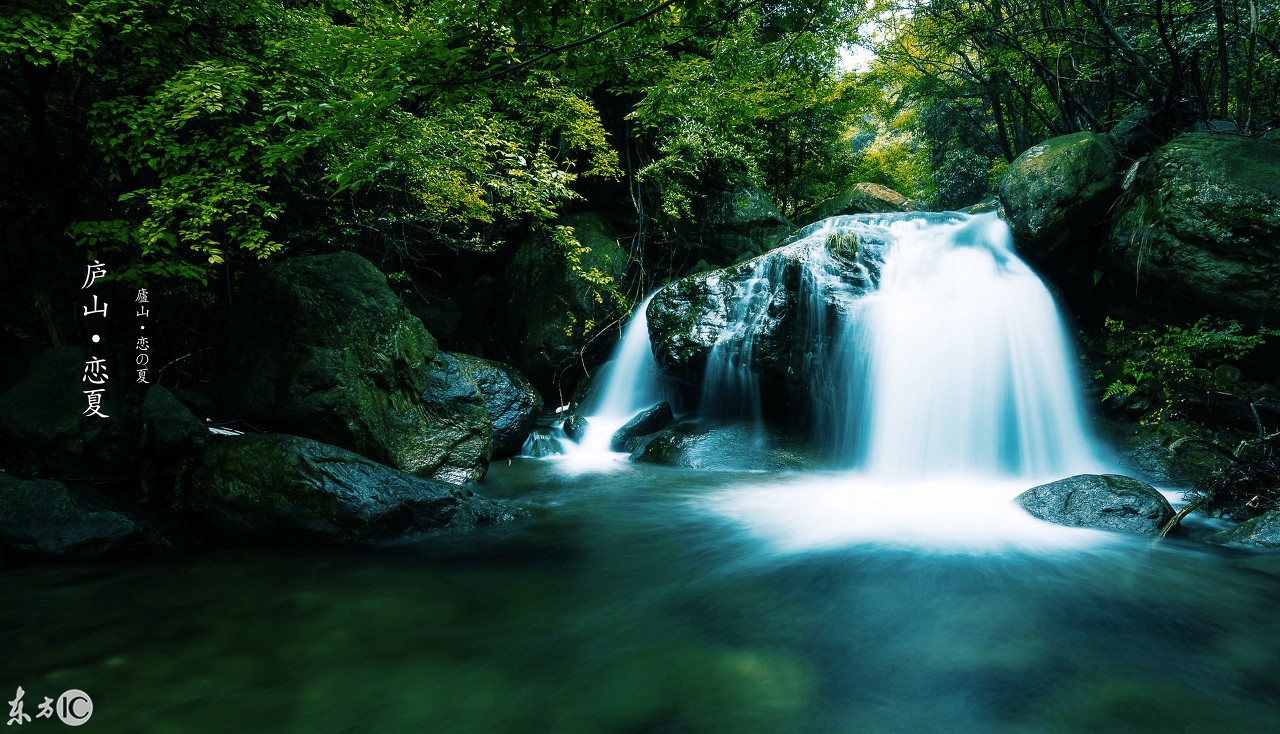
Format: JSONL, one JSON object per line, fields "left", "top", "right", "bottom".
{"left": 218, "top": 252, "right": 489, "bottom": 483}
{"left": 797, "top": 182, "right": 922, "bottom": 226}
{"left": 700, "top": 186, "right": 796, "bottom": 263}
{"left": 446, "top": 353, "right": 544, "bottom": 459}
{"left": 1015, "top": 474, "right": 1175, "bottom": 536}
{"left": 1107, "top": 133, "right": 1280, "bottom": 322}
{"left": 1207, "top": 511, "right": 1280, "bottom": 549}
{"left": 0, "top": 346, "right": 136, "bottom": 480}
{"left": 0, "top": 475, "right": 165, "bottom": 561}
{"left": 501, "top": 212, "right": 628, "bottom": 398}
{"left": 999, "top": 131, "right": 1120, "bottom": 259}
{"left": 183, "top": 434, "right": 524, "bottom": 544}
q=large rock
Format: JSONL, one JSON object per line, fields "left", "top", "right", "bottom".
{"left": 700, "top": 186, "right": 796, "bottom": 263}
{"left": 1015, "top": 474, "right": 1175, "bottom": 536}
{"left": 183, "top": 434, "right": 524, "bottom": 544}
{"left": 1207, "top": 511, "right": 1280, "bottom": 549}
{"left": 501, "top": 212, "right": 628, "bottom": 398}
{"left": 611, "top": 401, "right": 675, "bottom": 451}
{"left": 447, "top": 353, "right": 543, "bottom": 459}
{"left": 218, "top": 251, "right": 488, "bottom": 483}
{"left": 0, "top": 476, "right": 164, "bottom": 560}
{"left": 999, "top": 131, "right": 1120, "bottom": 259}
{"left": 420, "top": 354, "right": 493, "bottom": 483}
{"left": 646, "top": 237, "right": 862, "bottom": 406}
{"left": 0, "top": 346, "right": 136, "bottom": 480}
{"left": 632, "top": 421, "right": 818, "bottom": 471}
{"left": 797, "top": 182, "right": 922, "bottom": 226}
{"left": 1107, "top": 133, "right": 1280, "bottom": 322}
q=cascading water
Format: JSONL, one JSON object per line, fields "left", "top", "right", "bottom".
{"left": 692, "top": 210, "right": 1104, "bottom": 480}
{"left": 820, "top": 211, "right": 1099, "bottom": 478}
{"left": 566, "top": 291, "right": 678, "bottom": 462}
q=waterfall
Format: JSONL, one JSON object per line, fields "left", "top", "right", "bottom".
{"left": 571, "top": 291, "right": 677, "bottom": 459}
{"left": 821, "top": 212, "right": 1099, "bottom": 478}
{"left": 699, "top": 210, "right": 1102, "bottom": 479}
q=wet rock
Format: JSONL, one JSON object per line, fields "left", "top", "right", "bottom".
{"left": 217, "top": 252, "right": 494, "bottom": 483}
{"left": 999, "top": 131, "right": 1120, "bottom": 260}
{"left": 1015, "top": 474, "right": 1175, "bottom": 536}
{"left": 183, "top": 434, "right": 524, "bottom": 544}
{"left": 218, "top": 251, "right": 460, "bottom": 478}
{"left": 0, "top": 475, "right": 165, "bottom": 560}
{"left": 611, "top": 401, "right": 675, "bottom": 451}
{"left": 420, "top": 354, "right": 494, "bottom": 484}
{"left": 0, "top": 346, "right": 137, "bottom": 481}
{"left": 633, "top": 421, "right": 817, "bottom": 471}
{"left": 646, "top": 238, "right": 861, "bottom": 407}
{"left": 1207, "top": 511, "right": 1280, "bottom": 549}
{"left": 446, "top": 353, "right": 544, "bottom": 459}
{"left": 563, "top": 414, "right": 589, "bottom": 443}
{"left": 797, "top": 182, "right": 923, "bottom": 226}
{"left": 1106, "top": 133, "right": 1280, "bottom": 322}
{"left": 139, "top": 385, "right": 210, "bottom": 462}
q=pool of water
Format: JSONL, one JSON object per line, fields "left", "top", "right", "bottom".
{"left": 4, "top": 460, "right": 1280, "bottom": 733}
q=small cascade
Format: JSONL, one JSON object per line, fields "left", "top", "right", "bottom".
{"left": 571, "top": 291, "right": 678, "bottom": 460}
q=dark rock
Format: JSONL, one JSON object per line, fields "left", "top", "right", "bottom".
{"left": 1207, "top": 511, "right": 1280, "bottom": 549}
{"left": 1106, "top": 133, "right": 1280, "bottom": 322}
{"left": 183, "top": 434, "right": 524, "bottom": 544}
{"left": 646, "top": 237, "right": 862, "bottom": 407}
{"left": 610, "top": 402, "right": 675, "bottom": 451}
{"left": 1112, "top": 421, "right": 1239, "bottom": 486}
{"left": 139, "top": 385, "right": 210, "bottom": 462}
{"left": 632, "top": 421, "right": 818, "bottom": 471}
{"left": 999, "top": 131, "right": 1120, "bottom": 260}
{"left": 217, "top": 251, "right": 490, "bottom": 482}
{"left": 797, "top": 182, "right": 923, "bottom": 226}
{"left": 420, "top": 354, "right": 493, "bottom": 484}
{"left": 446, "top": 352, "right": 544, "bottom": 459}
{"left": 563, "top": 414, "right": 589, "bottom": 443}
{"left": 500, "top": 212, "right": 629, "bottom": 398}
{"left": 0, "top": 346, "right": 136, "bottom": 480}
{"left": 0, "top": 475, "right": 165, "bottom": 560}
{"left": 1015, "top": 474, "right": 1175, "bottom": 536}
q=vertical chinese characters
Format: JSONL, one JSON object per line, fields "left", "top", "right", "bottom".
{"left": 136, "top": 288, "right": 150, "bottom": 383}
{"left": 81, "top": 261, "right": 110, "bottom": 418}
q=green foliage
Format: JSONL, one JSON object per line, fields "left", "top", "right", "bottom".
{"left": 1097, "top": 316, "right": 1270, "bottom": 423}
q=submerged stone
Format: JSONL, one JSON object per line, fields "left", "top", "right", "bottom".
{"left": 1015, "top": 474, "right": 1175, "bottom": 536}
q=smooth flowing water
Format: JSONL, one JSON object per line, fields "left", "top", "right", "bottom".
{"left": 5, "top": 461, "right": 1280, "bottom": 733}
